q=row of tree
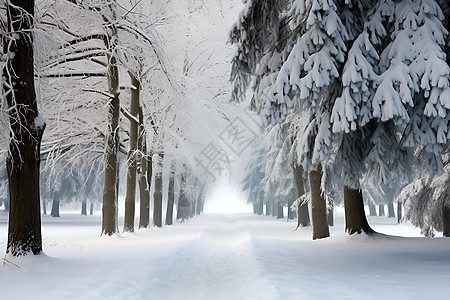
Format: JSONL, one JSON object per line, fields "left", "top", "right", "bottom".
{"left": 232, "top": 0, "right": 449, "bottom": 238}
{"left": 0, "top": 0, "right": 241, "bottom": 256}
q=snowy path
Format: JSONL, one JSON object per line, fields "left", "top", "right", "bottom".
{"left": 147, "top": 215, "right": 277, "bottom": 299}
{"left": 1, "top": 212, "right": 450, "bottom": 300}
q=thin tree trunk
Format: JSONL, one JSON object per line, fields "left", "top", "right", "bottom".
{"left": 196, "top": 186, "right": 205, "bottom": 215}
{"left": 138, "top": 127, "right": 150, "bottom": 229}
{"left": 81, "top": 200, "right": 87, "bottom": 216}
{"left": 344, "top": 186, "right": 374, "bottom": 234}
{"left": 42, "top": 199, "right": 47, "bottom": 215}
{"left": 443, "top": 205, "right": 450, "bottom": 237}
{"left": 327, "top": 199, "right": 334, "bottom": 226}
{"left": 265, "top": 201, "right": 272, "bottom": 216}
{"left": 177, "top": 172, "right": 190, "bottom": 221}
{"left": 287, "top": 197, "right": 295, "bottom": 220}
{"left": 258, "top": 194, "right": 264, "bottom": 215}
{"left": 368, "top": 202, "right": 377, "bottom": 216}
{"left": 153, "top": 153, "right": 164, "bottom": 227}
{"left": 310, "top": 166, "right": 329, "bottom": 240}
{"left": 293, "top": 164, "right": 310, "bottom": 227}
{"left": 272, "top": 201, "right": 277, "bottom": 217}
{"left": 123, "top": 75, "right": 140, "bottom": 233}
{"left": 277, "top": 204, "right": 284, "bottom": 219}
{"left": 5, "top": 0, "right": 44, "bottom": 256}
{"left": 378, "top": 204, "right": 385, "bottom": 216}
{"left": 101, "top": 54, "right": 120, "bottom": 236}
{"left": 252, "top": 202, "right": 258, "bottom": 214}
{"left": 165, "top": 161, "right": 175, "bottom": 225}
{"left": 397, "top": 201, "right": 402, "bottom": 223}
{"left": 387, "top": 202, "right": 395, "bottom": 218}
{"left": 4, "top": 193, "right": 10, "bottom": 212}
{"left": 90, "top": 202, "right": 94, "bottom": 215}
{"left": 51, "top": 198, "right": 60, "bottom": 218}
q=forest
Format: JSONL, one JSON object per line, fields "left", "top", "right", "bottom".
{"left": 0, "top": 0, "right": 449, "bottom": 299}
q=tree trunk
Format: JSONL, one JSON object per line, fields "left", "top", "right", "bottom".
{"left": 153, "top": 153, "right": 164, "bottom": 227}
{"left": 265, "top": 201, "right": 272, "bottom": 216}
{"left": 101, "top": 54, "right": 120, "bottom": 236}
{"left": 378, "top": 204, "right": 385, "bottom": 216}
{"left": 252, "top": 202, "right": 258, "bottom": 214}
{"left": 344, "top": 186, "right": 374, "bottom": 234}
{"left": 165, "top": 161, "right": 175, "bottom": 225}
{"left": 90, "top": 202, "right": 94, "bottom": 215}
{"left": 81, "top": 200, "right": 87, "bottom": 216}
{"left": 368, "top": 202, "right": 377, "bottom": 216}
{"left": 287, "top": 197, "right": 295, "bottom": 220}
{"left": 327, "top": 199, "right": 334, "bottom": 226}
{"left": 42, "top": 199, "right": 47, "bottom": 215}
{"left": 397, "top": 201, "right": 402, "bottom": 223}
{"left": 5, "top": 0, "right": 44, "bottom": 256}
{"left": 196, "top": 186, "right": 205, "bottom": 215}
{"left": 293, "top": 164, "right": 310, "bottom": 227}
{"left": 272, "top": 201, "right": 277, "bottom": 217}
{"left": 123, "top": 75, "right": 140, "bottom": 233}
{"left": 257, "top": 194, "right": 264, "bottom": 215}
{"left": 138, "top": 127, "right": 150, "bottom": 229}
{"left": 4, "top": 193, "right": 10, "bottom": 212}
{"left": 51, "top": 199, "right": 60, "bottom": 217}
{"left": 309, "top": 166, "right": 329, "bottom": 240}
{"left": 277, "top": 203, "right": 284, "bottom": 219}
{"left": 443, "top": 205, "right": 450, "bottom": 237}
{"left": 387, "top": 202, "right": 395, "bottom": 218}
{"left": 177, "top": 172, "right": 190, "bottom": 221}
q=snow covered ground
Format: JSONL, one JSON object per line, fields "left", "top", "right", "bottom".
{"left": 1, "top": 209, "right": 450, "bottom": 300}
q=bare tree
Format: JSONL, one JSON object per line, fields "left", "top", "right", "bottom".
{"left": 2, "top": 0, "right": 45, "bottom": 256}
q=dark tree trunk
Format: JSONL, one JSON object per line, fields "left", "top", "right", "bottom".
{"left": 327, "top": 199, "right": 334, "bottom": 226}
{"left": 51, "top": 199, "right": 60, "bottom": 218}
{"left": 101, "top": 55, "right": 120, "bottom": 236}
{"left": 310, "top": 166, "right": 329, "bottom": 240}
{"left": 123, "top": 75, "right": 140, "bottom": 233}
{"left": 153, "top": 153, "right": 164, "bottom": 227}
{"left": 397, "top": 201, "right": 402, "bottom": 223}
{"left": 443, "top": 205, "right": 450, "bottom": 237}
{"left": 378, "top": 204, "right": 385, "bottom": 216}
{"left": 5, "top": 0, "right": 44, "bottom": 256}
{"left": 344, "top": 186, "right": 374, "bottom": 234}
{"left": 388, "top": 202, "right": 395, "bottom": 218}
{"left": 177, "top": 172, "right": 190, "bottom": 221}
{"left": 277, "top": 204, "right": 284, "bottom": 219}
{"left": 293, "top": 164, "right": 310, "bottom": 227}
{"left": 90, "top": 202, "right": 94, "bottom": 215}
{"left": 368, "top": 202, "right": 377, "bottom": 216}
{"left": 165, "top": 161, "right": 175, "bottom": 225}
{"left": 81, "top": 200, "right": 87, "bottom": 216}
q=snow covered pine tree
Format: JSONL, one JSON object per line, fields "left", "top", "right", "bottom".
{"left": 230, "top": 0, "right": 449, "bottom": 235}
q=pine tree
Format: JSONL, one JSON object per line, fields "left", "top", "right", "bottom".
{"left": 230, "top": 0, "right": 449, "bottom": 235}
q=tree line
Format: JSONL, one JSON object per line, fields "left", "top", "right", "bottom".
{"left": 1, "top": 0, "right": 237, "bottom": 256}
{"left": 232, "top": 0, "right": 449, "bottom": 238}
